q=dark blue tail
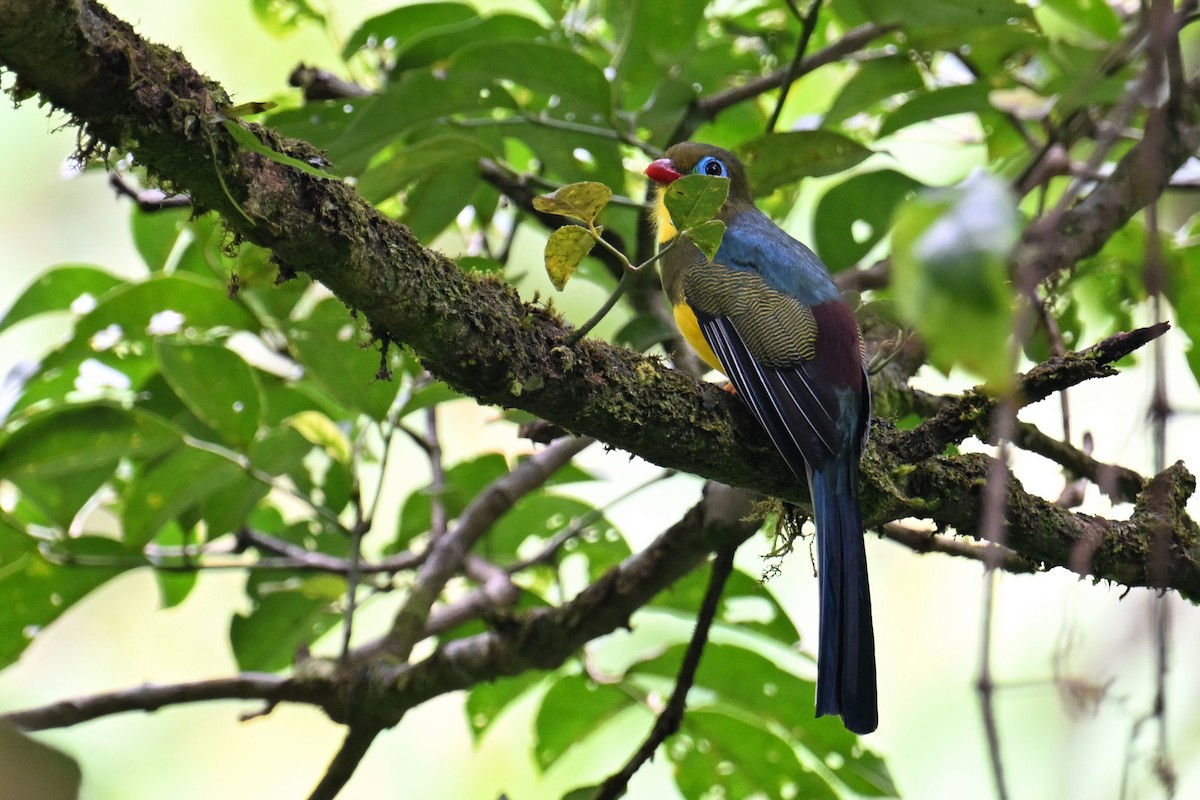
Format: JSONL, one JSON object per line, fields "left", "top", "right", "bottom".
{"left": 811, "top": 460, "right": 877, "bottom": 734}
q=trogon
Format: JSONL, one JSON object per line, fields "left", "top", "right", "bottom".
{"left": 645, "top": 142, "right": 877, "bottom": 734}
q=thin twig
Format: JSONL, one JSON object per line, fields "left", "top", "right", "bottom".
{"left": 977, "top": 569, "right": 1011, "bottom": 800}
{"left": 237, "top": 528, "right": 423, "bottom": 575}
{"left": 767, "top": 0, "right": 824, "bottom": 132}
{"left": 593, "top": 546, "right": 737, "bottom": 800}
{"left": 3, "top": 674, "right": 311, "bottom": 731}
{"left": 879, "top": 523, "right": 1035, "bottom": 574}
{"left": 426, "top": 404, "right": 449, "bottom": 539}
{"left": 305, "top": 725, "right": 383, "bottom": 800}
{"left": 108, "top": 171, "right": 192, "bottom": 211}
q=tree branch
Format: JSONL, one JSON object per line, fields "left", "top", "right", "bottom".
{"left": 0, "top": 674, "right": 323, "bottom": 732}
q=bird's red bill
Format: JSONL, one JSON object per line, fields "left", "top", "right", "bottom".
{"left": 645, "top": 158, "right": 682, "bottom": 185}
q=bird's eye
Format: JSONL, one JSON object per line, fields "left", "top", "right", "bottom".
{"left": 697, "top": 157, "right": 727, "bottom": 177}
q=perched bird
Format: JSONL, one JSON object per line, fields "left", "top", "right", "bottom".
{"left": 645, "top": 142, "right": 877, "bottom": 734}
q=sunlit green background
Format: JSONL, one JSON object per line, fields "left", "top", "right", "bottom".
{"left": 2, "top": 1, "right": 1199, "bottom": 798}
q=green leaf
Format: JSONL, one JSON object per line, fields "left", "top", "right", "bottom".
{"left": 198, "top": 428, "right": 310, "bottom": 536}
{"left": 533, "top": 182, "right": 613, "bottom": 225}
{"left": 342, "top": 2, "right": 477, "bottom": 59}
{"left": 0, "top": 522, "right": 132, "bottom": 669}
{"left": 390, "top": 13, "right": 548, "bottom": 76}
{"left": 63, "top": 273, "right": 259, "bottom": 358}
{"left": 878, "top": 83, "right": 993, "bottom": 137}
{"left": 1165, "top": 242, "right": 1200, "bottom": 388}
{"left": 543, "top": 226, "right": 598, "bottom": 291}
{"left": 742, "top": 131, "right": 874, "bottom": 195}
{"left": 614, "top": 314, "right": 674, "bottom": 353}
{"left": 493, "top": 120, "right": 627, "bottom": 193}
{"left": 635, "top": 644, "right": 895, "bottom": 797}
{"left": 131, "top": 208, "right": 189, "bottom": 272}
{"left": 155, "top": 341, "right": 263, "bottom": 448}
{"left": 153, "top": 522, "right": 198, "bottom": 608}
{"left": 824, "top": 56, "right": 925, "bottom": 126}
{"left": 448, "top": 40, "right": 613, "bottom": 117}
{"left": 316, "top": 70, "right": 515, "bottom": 175}
{"left": 0, "top": 403, "right": 180, "bottom": 483}
{"left": 560, "top": 787, "right": 601, "bottom": 800}
{"left": 356, "top": 133, "right": 494, "bottom": 204}
{"left": 652, "top": 568, "right": 800, "bottom": 646}
{"left": 814, "top": 169, "right": 925, "bottom": 272}
{"left": 465, "top": 670, "right": 545, "bottom": 742}
{"left": 121, "top": 445, "right": 245, "bottom": 547}
{"left": 5, "top": 352, "right": 157, "bottom": 423}
{"left": 892, "top": 172, "right": 1020, "bottom": 389}
{"left": 663, "top": 173, "right": 729, "bottom": 231}
{"left": 286, "top": 298, "right": 401, "bottom": 420}
{"left": 397, "top": 380, "right": 463, "bottom": 419}
{"left": 1037, "top": 0, "right": 1122, "bottom": 44}
{"left": 392, "top": 453, "right": 510, "bottom": 550}
{"left": 606, "top": 0, "right": 709, "bottom": 107}
{"left": 219, "top": 119, "right": 340, "bottom": 181}
{"left": 0, "top": 265, "right": 125, "bottom": 335}
{"left": 230, "top": 581, "right": 340, "bottom": 672}
{"left": 534, "top": 673, "right": 637, "bottom": 769}
{"left": 677, "top": 709, "right": 834, "bottom": 800}
{"left": 401, "top": 162, "right": 483, "bottom": 242}
{"left": 854, "top": 0, "right": 1033, "bottom": 29}
{"left": 5, "top": 466, "right": 112, "bottom": 531}
{"left": 250, "top": 0, "right": 324, "bottom": 36}
{"left": 684, "top": 219, "right": 726, "bottom": 263}
{"left": 486, "top": 493, "right": 622, "bottom": 572}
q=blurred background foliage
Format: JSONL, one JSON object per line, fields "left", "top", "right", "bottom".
{"left": 1, "top": 0, "right": 1199, "bottom": 798}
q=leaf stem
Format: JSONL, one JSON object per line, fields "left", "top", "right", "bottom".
{"left": 566, "top": 269, "right": 632, "bottom": 345}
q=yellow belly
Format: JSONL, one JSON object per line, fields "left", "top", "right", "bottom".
{"left": 673, "top": 302, "right": 726, "bottom": 375}
{"left": 656, "top": 187, "right": 726, "bottom": 375}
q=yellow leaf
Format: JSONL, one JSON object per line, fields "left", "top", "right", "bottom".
{"left": 532, "top": 182, "right": 613, "bottom": 224}
{"left": 285, "top": 410, "right": 352, "bottom": 462}
{"left": 544, "top": 226, "right": 597, "bottom": 290}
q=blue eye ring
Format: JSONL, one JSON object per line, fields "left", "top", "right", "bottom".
{"left": 695, "top": 156, "right": 728, "bottom": 178}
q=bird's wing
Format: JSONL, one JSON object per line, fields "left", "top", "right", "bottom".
{"left": 697, "top": 310, "right": 841, "bottom": 475}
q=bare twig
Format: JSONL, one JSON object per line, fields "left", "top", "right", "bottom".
{"left": 977, "top": 570, "right": 1011, "bottom": 800}
{"left": 1011, "top": 423, "right": 1146, "bottom": 505}
{"left": 2, "top": 674, "right": 316, "bottom": 731}
{"left": 766, "top": 0, "right": 824, "bottom": 132}
{"left": 305, "top": 725, "right": 383, "bottom": 800}
{"left": 879, "top": 523, "right": 1035, "bottom": 574}
{"left": 426, "top": 404, "right": 449, "bottom": 539}
{"left": 288, "top": 63, "right": 370, "bottom": 101}
{"left": 108, "top": 171, "right": 192, "bottom": 211}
